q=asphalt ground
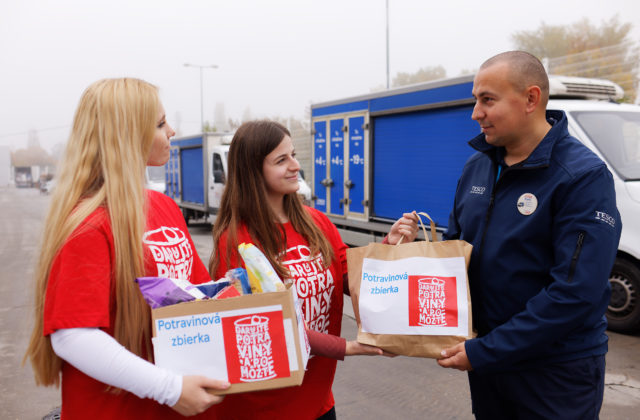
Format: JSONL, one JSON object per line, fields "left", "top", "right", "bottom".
{"left": 2, "top": 186, "right": 639, "bottom": 419}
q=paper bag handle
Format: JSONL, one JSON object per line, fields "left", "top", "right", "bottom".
{"left": 397, "top": 211, "right": 438, "bottom": 245}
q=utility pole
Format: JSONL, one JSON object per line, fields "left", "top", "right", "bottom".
{"left": 386, "top": 0, "right": 390, "bottom": 89}
{"left": 184, "top": 63, "right": 219, "bottom": 132}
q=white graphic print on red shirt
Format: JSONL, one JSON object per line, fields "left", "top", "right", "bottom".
{"left": 143, "top": 226, "right": 194, "bottom": 280}
{"left": 282, "top": 244, "right": 335, "bottom": 333}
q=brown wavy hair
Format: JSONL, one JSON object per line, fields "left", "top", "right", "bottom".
{"left": 209, "top": 120, "right": 333, "bottom": 280}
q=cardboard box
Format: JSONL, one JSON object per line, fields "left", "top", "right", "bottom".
{"left": 151, "top": 286, "right": 310, "bottom": 394}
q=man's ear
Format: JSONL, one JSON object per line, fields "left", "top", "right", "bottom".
{"left": 525, "top": 85, "right": 542, "bottom": 113}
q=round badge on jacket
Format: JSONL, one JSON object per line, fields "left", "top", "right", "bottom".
{"left": 517, "top": 193, "right": 538, "bottom": 216}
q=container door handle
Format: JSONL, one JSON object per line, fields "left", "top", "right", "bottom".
{"left": 320, "top": 178, "right": 334, "bottom": 187}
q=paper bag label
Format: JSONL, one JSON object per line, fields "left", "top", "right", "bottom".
{"left": 408, "top": 276, "right": 457, "bottom": 327}
{"left": 222, "top": 311, "right": 291, "bottom": 383}
{"left": 359, "top": 256, "right": 468, "bottom": 336}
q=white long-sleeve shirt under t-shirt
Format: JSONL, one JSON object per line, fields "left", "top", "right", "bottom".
{"left": 50, "top": 327, "right": 182, "bottom": 406}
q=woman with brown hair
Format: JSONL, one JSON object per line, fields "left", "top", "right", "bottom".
{"left": 24, "top": 78, "right": 229, "bottom": 419}
{"left": 209, "top": 120, "right": 419, "bottom": 419}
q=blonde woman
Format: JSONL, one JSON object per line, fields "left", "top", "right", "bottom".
{"left": 24, "top": 78, "right": 229, "bottom": 419}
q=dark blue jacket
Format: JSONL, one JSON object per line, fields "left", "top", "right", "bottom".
{"left": 444, "top": 110, "right": 622, "bottom": 374}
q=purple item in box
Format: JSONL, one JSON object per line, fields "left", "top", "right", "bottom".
{"left": 135, "top": 277, "right": 196, "bottom": 309}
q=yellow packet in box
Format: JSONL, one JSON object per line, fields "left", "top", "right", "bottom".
{"left": 238, "top": 243, "right": 286, "bottom": 293}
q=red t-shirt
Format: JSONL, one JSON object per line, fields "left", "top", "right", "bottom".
{"left": 211, "top": 207, "right": 348, "bottom": 420}
{"left": 43, "top": 190, "right": 212, "bottom": 420}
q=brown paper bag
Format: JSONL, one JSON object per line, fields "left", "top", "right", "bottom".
{"left": 347, "top": 212, "right": 473, "bottom": 358}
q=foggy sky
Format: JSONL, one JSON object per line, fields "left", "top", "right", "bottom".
{"left": 1, "top": 0, "right": 639, "bottom": 152}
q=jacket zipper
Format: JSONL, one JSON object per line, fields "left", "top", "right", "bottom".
{"left": 476, "top": 163, "right": 503, "bottom": 260}
{"left": 567, "top": 232, "right": 585, "bottom": 283}
{"left": 477, "top": 192, "right": 495, "bottom": 259}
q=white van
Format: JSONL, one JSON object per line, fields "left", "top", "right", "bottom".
{"left": 548, "top": 76, "right": 640, "bottom": 332}
{"left": 208, "top": 145, "right": 313, "bottom": 207}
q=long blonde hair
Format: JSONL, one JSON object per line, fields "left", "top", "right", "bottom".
{"left": 24, "top": 78, "right": 159, "bottom": 386}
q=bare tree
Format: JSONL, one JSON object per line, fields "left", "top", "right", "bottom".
{"left": 242, "top": 106, "right": 253, "bottom": 123}
{"left": 512, "top": 16, "right": 640, "bottom": 102}
{"left": 392, "top": 65, "right": 447, "bottom": 87}
{"left": 214, "top": 102, "right": 230, "bottom": 132}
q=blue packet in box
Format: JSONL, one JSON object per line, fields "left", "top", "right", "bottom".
{"left": 226, "top": 268, "right": 252, "bottom": 295}
{"left": 195, "top": 280, "right": 231, "bottom": 298}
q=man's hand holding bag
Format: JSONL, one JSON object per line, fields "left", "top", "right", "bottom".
{"left": 347, "top": 212, "right": 474, "bottom": 358}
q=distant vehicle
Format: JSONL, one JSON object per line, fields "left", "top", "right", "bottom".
{"left": 15, "top": 169, "right": 33, "bottom": 188}
{"left": 311, "top": 74, "right": 640, "bottom": 333}
{"left": 40, "top": 178, "right": 56, "bottom": 194}
{"left": 165, "top": 132, "right": 233, "bottom": 224}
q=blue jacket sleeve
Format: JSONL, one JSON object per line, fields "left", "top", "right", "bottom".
{"left": 465, "top": 164, "right": 621, "bottom": 373}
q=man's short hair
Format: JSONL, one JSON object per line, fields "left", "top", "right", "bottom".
{"left": 481, "top": 51, "right": 549, "bottom": 104}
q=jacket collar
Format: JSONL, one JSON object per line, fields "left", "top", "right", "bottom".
{"left": 469, "top": 110, "right": 568, "bottom": 167}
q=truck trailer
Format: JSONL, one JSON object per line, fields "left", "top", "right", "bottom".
{"left": 310, "top": 74, "right": 640, "bottom": 332}
{"left": 165, "top": 132, "right": 233, "bottom": 224}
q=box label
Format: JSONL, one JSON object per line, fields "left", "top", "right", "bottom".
{"left": 153, "top": 304, "right": 292, "bottom": 384}
{"left": 222, "top": 312, "right": 290, "bottom": 383}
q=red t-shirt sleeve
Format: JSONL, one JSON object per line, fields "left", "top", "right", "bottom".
{"left": 145, "top": 190, "right": 212, "bottom": 285}
{"left": 190, "top": 253, "right": 211, "bottom": 284}
{"left": 169, "top": 196, "right": 212, "bottom": 285}
{"left": 171, "top": 197, "right": 211, "bottom": 285}
{"left": 43, "top": 218, "right": 113, "bottom": 336}
{"left": 185, "top": 223, "right": 211, "bottom": 285}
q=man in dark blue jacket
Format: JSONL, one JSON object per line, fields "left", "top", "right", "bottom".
{"left": 438, "top": 51, "right": 622, "bottom": 419}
